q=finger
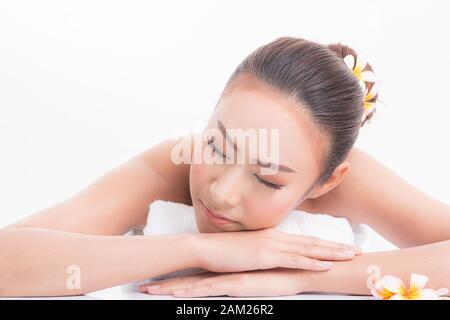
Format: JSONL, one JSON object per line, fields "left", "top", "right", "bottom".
{"left": 276, "top": 232, "right": 361, "bottom": 252}
{"left": 139, "top": 281, "right": 168, "bottom": 293}
{"left": 176, "top": 272, "right": 302, "bottom": 298}
{"left": 283, "top": 242, "right": 358, "bottom": 261}
{"left": 140, "top": 273, "right": 217, "bottom": 294}
{"left": 146, "top": 283, "right": 198, "bottom": 295}
{"left": 270, "top": 235, "right": 360, "bottom": 260}
{"left": 139, "top": 277, "right": 196, "bottom": 293}
{"left": 277, "top": 252, "right": 334, "bottom": 271}
{"left": 297, "top": 235, "right": 358, "bottom": 251}
{"left": 173, "top": 280, "right": 233, "bottom": 298}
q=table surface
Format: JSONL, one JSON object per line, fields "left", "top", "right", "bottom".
{"left": 1, "top": 284, "right": 377, "bottom": 300}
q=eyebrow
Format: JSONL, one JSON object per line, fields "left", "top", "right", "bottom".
{"left": 217, "top": 120, "right": 297, "bottom": 173}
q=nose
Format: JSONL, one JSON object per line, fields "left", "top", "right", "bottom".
{"left": 209, "top": 167, "right": 242, "bottom": 208}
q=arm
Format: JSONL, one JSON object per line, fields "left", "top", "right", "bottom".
{"left": 2, "top": 136, "right": 192, "bottom": 235}
{"left": 0, "top": 135, "right": 194, "bottom": 296}
{"left": 299, "top": 147, "right": 450, "bottom": 295}
{"left": 308, "top": 147, "right": 450, "bottom": 248}
{"left": 136, "top": 240, "right": 450, "bottom": 298}
{"left": 0, "top": 228, "right": 198, "bottom": 297}
{"left": 302, "top": 239, "right": 450, "bottom": 296}
{"left": 140, "top": 147, "right": 450, "bottom": 298}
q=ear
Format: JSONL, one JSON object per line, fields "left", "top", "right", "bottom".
{"left": 307, "top": 161, "right": 351, "bottom": 199}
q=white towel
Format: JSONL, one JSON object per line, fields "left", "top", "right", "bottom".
{"left": 143, "top": 199, "right": 362, "bottom": 245}
{"left": 122, "top": 199, "right": 370, "bottom": 293}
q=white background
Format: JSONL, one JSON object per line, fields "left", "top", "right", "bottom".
{"left": 0, "top": 0, "right": 449, "bottom": 252}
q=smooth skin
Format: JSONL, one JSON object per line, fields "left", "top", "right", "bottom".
{"left": 1, "top": 74, "right": 449, "bottom": 297}
{"left": 0, "top": 133, "right": 359, "bottom": 297}
{"left": 139, "top": 143, "right": 450, "bottom": 297}
{"left": 138, "top": 74, "right": 450, "bottom": 298}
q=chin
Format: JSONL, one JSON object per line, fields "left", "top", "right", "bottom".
{"left": 193, "top": 207, "right": 216, "bottom": 233}
{"left": 194, "top": 213, "right": 240, "bottom": 233}
{"left": 193, "top": 199, "right": 243, "bottom": 233}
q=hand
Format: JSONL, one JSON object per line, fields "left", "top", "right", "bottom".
{"left": 194, "top": 228, "right": 361, "bottom": 273}
{"left": 139, "top": 268, "right": 309, "bottom": 297}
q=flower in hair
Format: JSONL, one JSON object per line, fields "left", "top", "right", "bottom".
{"left": 343, "top": 54, "right": 376, "bottom": 90}
{"left": 344, "top": 54, "right": 378, "bottom": 123}
{"left": 361, "top": 81, "right": 378, "bottom": 123}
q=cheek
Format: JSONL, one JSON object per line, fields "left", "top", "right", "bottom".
{"left": 244, "top": 193, "right": 294, "bottom": 228}
{"left": 189, "top": 163, "right": 210, "bottom": 193}
{"left": 190, "top": 140, "right": 212, "bottom": 191}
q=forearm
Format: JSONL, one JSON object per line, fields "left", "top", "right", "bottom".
{"left": 302, "top": 240, "right": 450, "bottom": 296}
{"left": 0, "top": 228, "right": 199, "bottom": 297}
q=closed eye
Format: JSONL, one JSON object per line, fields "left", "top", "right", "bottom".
{"left": 207, "top": 135, "right": 284, "bottom": 190}
{"left": 253, "top": 174, "right": 284, "bottom": 190}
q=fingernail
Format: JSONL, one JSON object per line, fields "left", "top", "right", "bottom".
{"left": 316, "top": 261, "right": 333, "bottom": 269}
{"left": 146, "top": 285, "right": 160, "bottom": 291}
{"left": 338, "top": 250, "right": 356, "bottom": 257}
{"left": 173, "top": 290, "right": 185, "bottom": 295}
{"left": 353, "top": 246, "right": 362, "bottom": 253}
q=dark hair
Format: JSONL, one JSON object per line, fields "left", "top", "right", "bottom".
{"left": 219, "top": 36, "right": 378, "bottom": 187}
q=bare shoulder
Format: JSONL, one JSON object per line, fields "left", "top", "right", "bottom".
{"left": 1, "top": 134, "right": 197, "bottom": 235}
{"left": 136, "top": 133, "right": 198, "bottom": 207}
{"left": 297, "top": 146, "right": 450, "bottom": 247}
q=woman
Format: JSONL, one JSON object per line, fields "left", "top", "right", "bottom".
{"left": 1, "top": 37, "right": 449, "bottom": 298}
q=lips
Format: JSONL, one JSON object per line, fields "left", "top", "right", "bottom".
{"left": 200, "top": 200, "right": 236, "bottom": 224}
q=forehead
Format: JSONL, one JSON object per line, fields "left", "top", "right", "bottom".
{"left": 211, "top": 75, "right": 327, "bottom": 174}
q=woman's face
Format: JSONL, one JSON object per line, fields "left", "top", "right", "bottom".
{"left": 189, "top": 75, "right": 328, "bottom": 233}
